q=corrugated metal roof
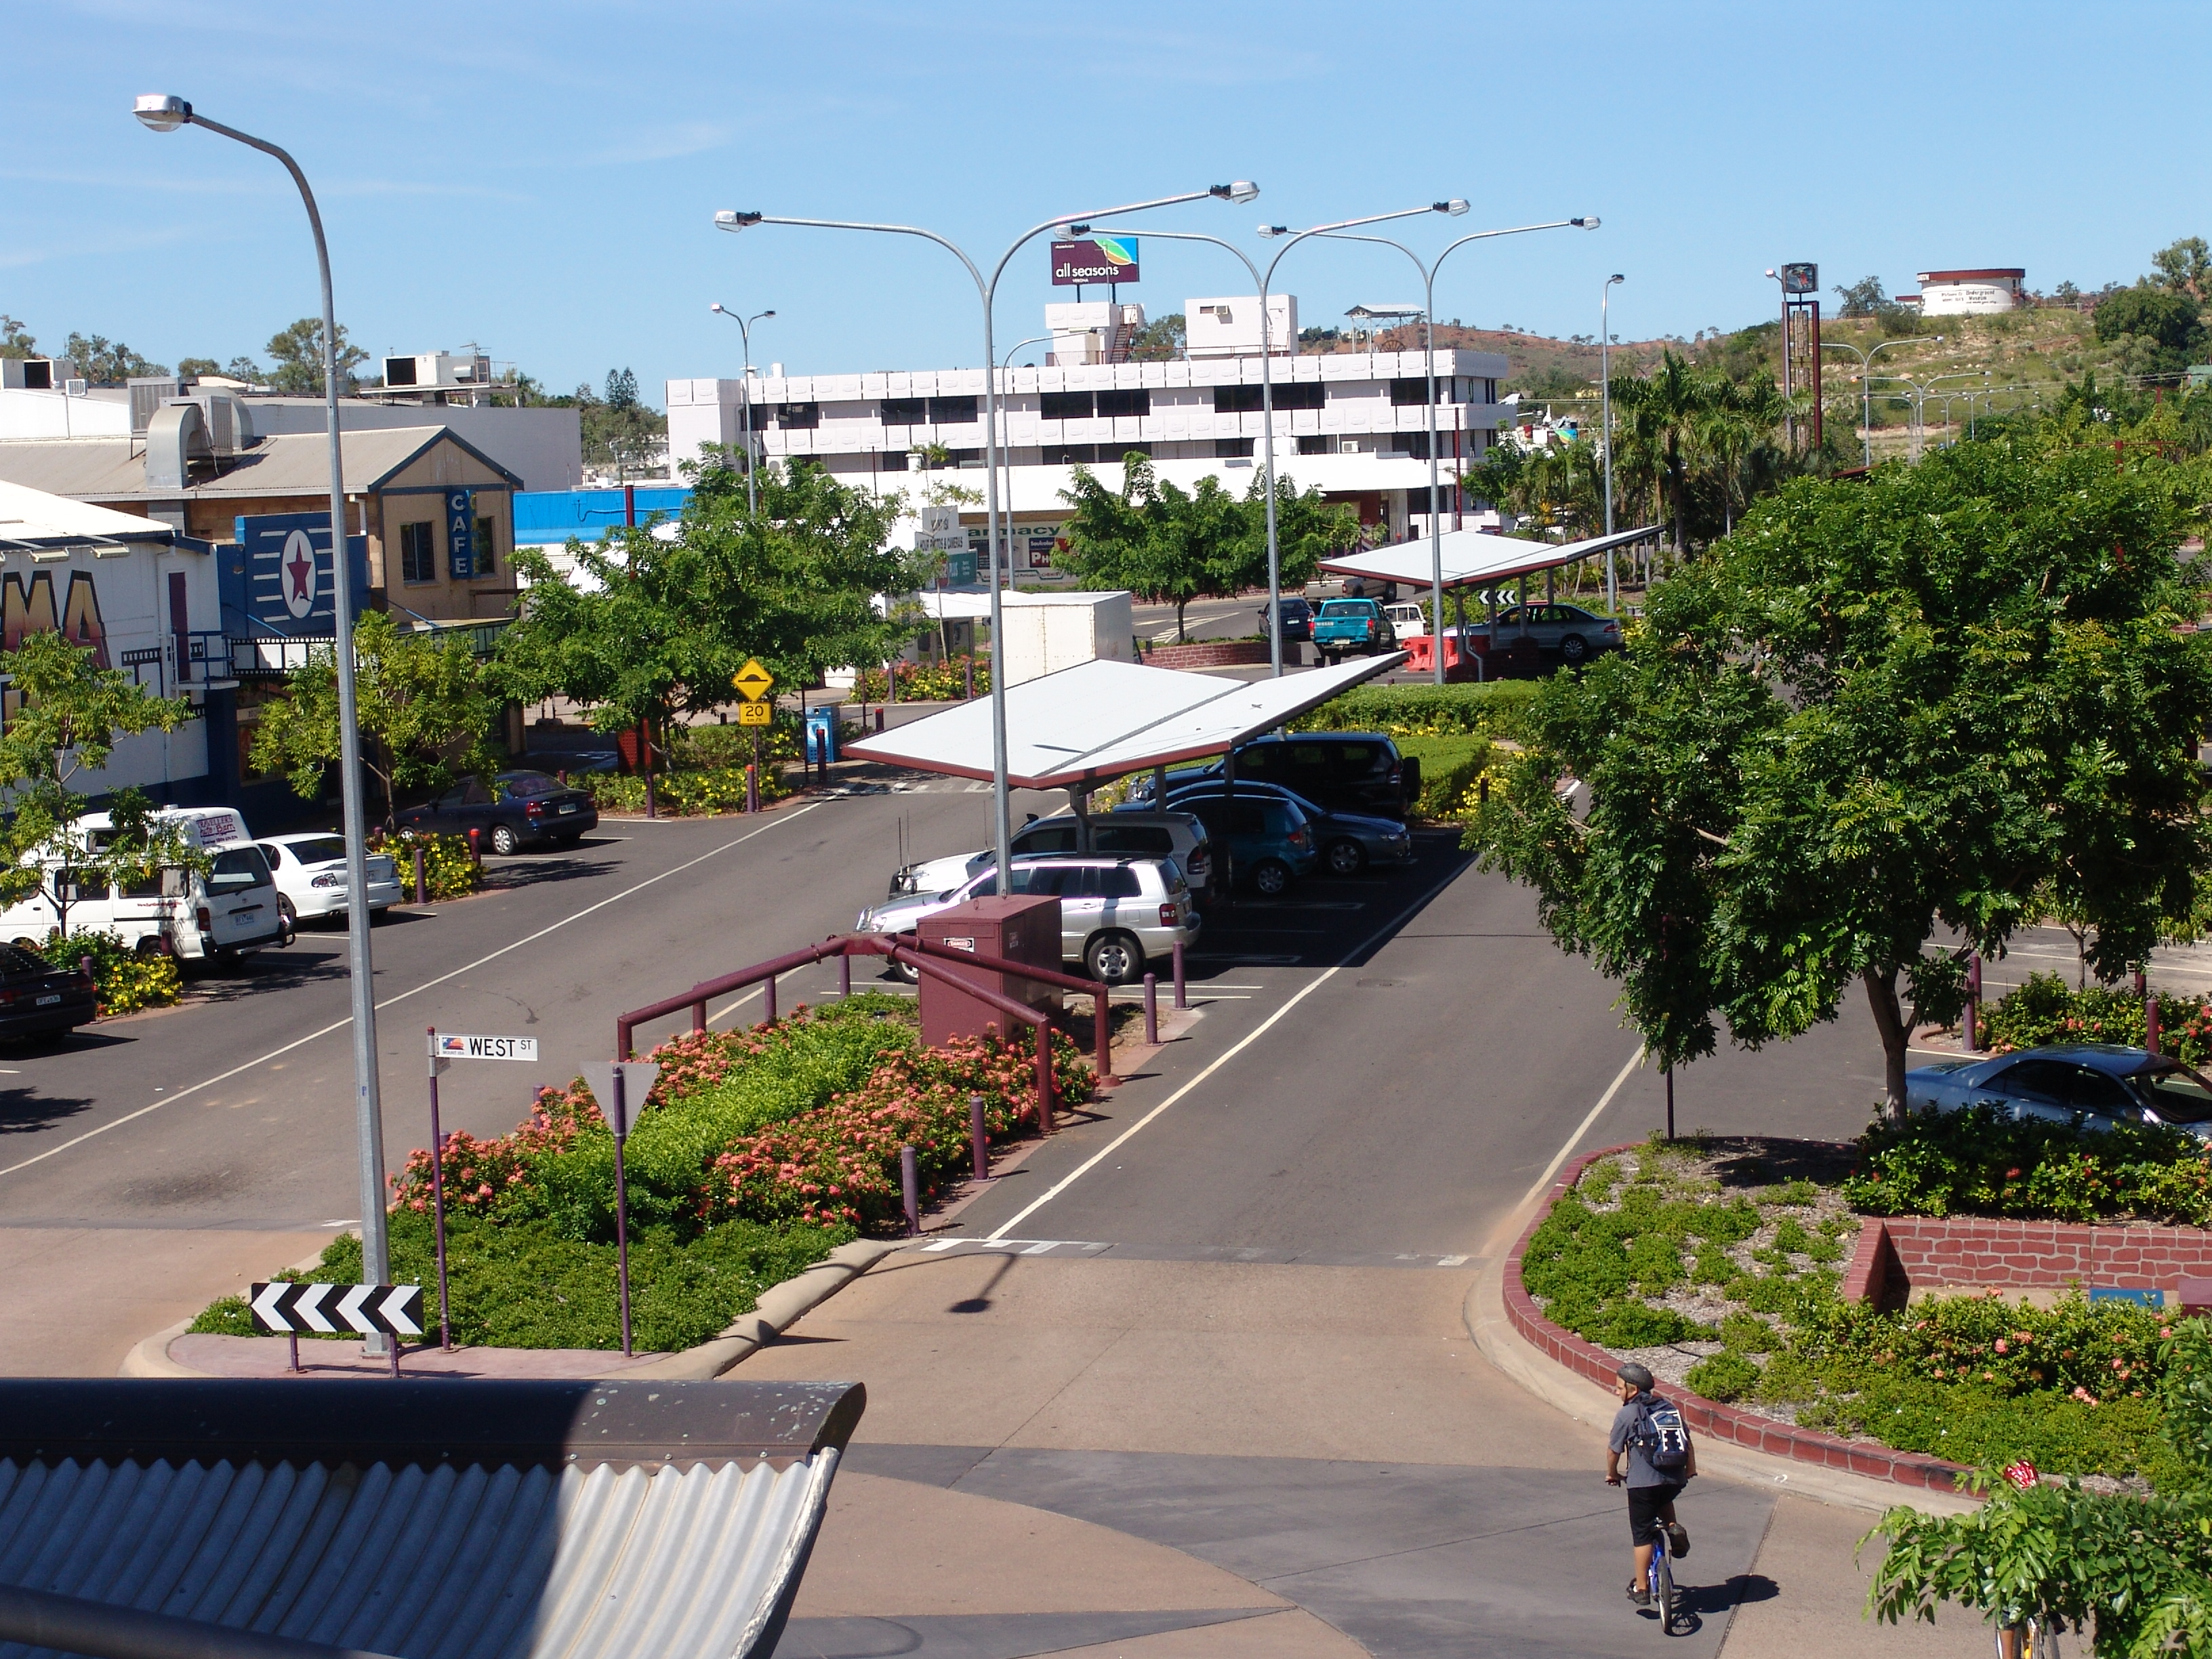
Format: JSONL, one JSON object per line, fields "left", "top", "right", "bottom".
{"left": 844, "top": 653, "right": 1399, "bottom": 790}
{"left": 0, "top": 427, "right": 520, "bottom": 506}
{"left": 1318, "top": 523, "right": 1658, "bottom": 590}
{"left": 0, "top": 1378, "right": 861, "bottom": 1659}
{"left": 0, "top": 480, "right": 173, "bottom": 546}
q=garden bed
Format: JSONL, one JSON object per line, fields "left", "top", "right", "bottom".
{"left": 192, "top": 994, "right": 1090, "bottom": 1352}
{"left": 1518, "top": 1135, "right": 2200, "bottom": 1491}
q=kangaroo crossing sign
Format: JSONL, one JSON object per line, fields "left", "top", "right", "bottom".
{"left": 250, "top": 1282, "right": 424, "bottom": 1338}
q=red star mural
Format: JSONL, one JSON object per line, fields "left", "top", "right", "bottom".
{"left": 287, "top": 548, "right": 313, "bottom": 602}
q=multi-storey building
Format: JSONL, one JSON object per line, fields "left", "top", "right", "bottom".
{"left": 666, "top": 295, "right": 1510, "bottom": 583}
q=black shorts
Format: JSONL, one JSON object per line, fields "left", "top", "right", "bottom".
{"left": 1626, "top": 1482, "right": 1685, "bottom": 1545}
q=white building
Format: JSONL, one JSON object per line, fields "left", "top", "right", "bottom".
{"left": 1912, "top": 269, "right": 2027, "bottom": 316}
{"left": 666, "top": 296, "right": 1509, "bottom": 581}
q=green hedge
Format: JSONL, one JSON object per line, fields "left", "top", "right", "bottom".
{"left": 587, "top": 764, "right": 794, "bottom": 817}
{"left": 41, "top": 928, "right": 181, "bottom": 1015}
{"left": 1845, "top": 1105, "right": 2212, "bottom": 1225}
{"left": 1395, "top": 735, "right": 1496, "bottom": 819}
{"left": 1291, "top": 680, "right": 1540, "bottom": 740}
{"left": 1983, "top": 970, "right": 2212, "bottom": 1066}
{"left": 388, "top": 830, "right": 480, "bottom": 899}
{"left": 854, "top": 653, "right": 990, "bottom": 701}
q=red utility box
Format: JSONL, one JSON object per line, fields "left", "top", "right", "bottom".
{"left": 917, "top": 895, "right": 1062, "bottom": 1047}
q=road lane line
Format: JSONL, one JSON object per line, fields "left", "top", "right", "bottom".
{"left": 1512, "top": 1046, "right": 1646, "bottom": 1214}
{"left": 0, "top": 801, "right": 826, "bottom": 1182}
{"left": 985, "top": 856, "right": 1471, "bottom": 1240}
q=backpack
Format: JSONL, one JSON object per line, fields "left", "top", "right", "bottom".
{"left": 1631, "top": 1395, "right": 1691, "bottom": 1473}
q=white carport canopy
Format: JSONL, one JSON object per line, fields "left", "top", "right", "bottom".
{"left": 0, "top": 478, "right": 174, "bottom": 550}
{"left": 1317, "top": 523, "right": 1657, "bottom": 592}
{"left": 845, "top": 653, "right": 1403, "bottom": 791}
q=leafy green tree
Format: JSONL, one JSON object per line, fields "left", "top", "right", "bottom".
{"left": 2092, "top": 287, "right": 2203, "bottom": 356}
{"left": 1126, "top": 313, "right": 1185, "bottom": 361}
{"left": 492, "top": 456, "right": 911, "bottom": 786}
{"left": 1610, "top": 350, "right": 1719, "bottom": 553}
{"left": 1832, "top": 274, "right": 1902, "bottom": 318}
{"left": 1467, "top": 439, "right": 2212, "bottom": 1118}
{"left": 576, "top": 368, "right": 665, "bottom": 482}
{"left": 2152, "top": 235, "right": 2212, "bottom": 300}
{"left": 0, "top": 314, "right": 38, "bottom": 359}
{"left": 174, "top": 357, "right": 220, "bottom": 380}
{"left": 249, "top": 611, "right": 500, "bottom": 827}
{"left": 264, "top": 317, "right": 368, "bottom": 394}
{"left": 63, "top": 334, "right": 167, "bottom": 384}
{"left": 0, "top": 632, "right": 198, "bottom": 936}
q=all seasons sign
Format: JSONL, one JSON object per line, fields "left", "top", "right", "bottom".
{"left": 1050, "top": 236, "right": 1139, "bottom": 286}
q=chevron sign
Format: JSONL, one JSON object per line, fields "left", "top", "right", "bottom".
{"left": 249, "top": 1282, "right": 424, "bottom": 1338}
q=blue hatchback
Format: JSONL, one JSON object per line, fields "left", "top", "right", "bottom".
{"left": 1164, "top": 792, "right": 1317, "bottom": 895}
{"left": 1904, "top": 1042, "right": 2212, "bottom": 1140}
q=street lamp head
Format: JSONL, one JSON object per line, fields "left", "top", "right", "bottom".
{"left": 133, "top": 93, "right": 191, "bottom": 132}
{"left": 1765, "top": 268, "right": 1778, "bottom": 280}
{"left": 759, "top": 309, "right": 776, "bottom": 319}
{"left": 1438, "top": 198, "right": 1470, "bottom": 216}
{"left": 1609, "top": 273, "right": 1625, "bottom": 285}
{"left": 1573, "top": 216, "right": 1599, "bottom": 230}
{"left": 1060, "top": 223, "right": 1088, "bottom": 237}
{"left": 1212, "top": 181, "right": 1261, "bottom": 204}
{"left": 709, "top": 302, "right": 725, "bottom": 314}
{"left": 714, "top": 209, "right": 762, "bottom": 233}
{"left": 1257, "top": 224, "right": 1288, "bottom": 239}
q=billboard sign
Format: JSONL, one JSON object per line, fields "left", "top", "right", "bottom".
{"left": 233, "top": 512, "right": 369, "bottom": 636}
{"left": 1051, "top": 236, "right": 1139, "bottom": 286}
{"left": 445, "top": 489, "right": 477, "bottom": 579}
{"left": 1780, "top": 262, "right": 1819, "bottom": 295}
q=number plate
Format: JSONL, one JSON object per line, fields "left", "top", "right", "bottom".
{"left": 34, "top": 994, "right": 60, "bottom": 1007}
{"left": 559, "top": 803, "right": 578, "bottom": 813}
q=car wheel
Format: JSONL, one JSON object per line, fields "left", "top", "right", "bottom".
{"left": 489, "top": 824, "right": 520, "bottom": 856}
{"left": 1086, "top": 931, "right": 1143, "bottom": 986}
{"left": 1561, "top": 634, "right": 1589, "bottom": 664}
{"left": 1252, "top": 858, "right": 1292, "bottom": 897}
{"left": 1324, "top": 838, "right": 1366, "bottom": 876}
{"left": 894, "top": 957, "right": 920, "bottom": 985}
{"left": 10, "top": 937, "right": 36, "bottom": 951}
{"left": 277, "top": 895, "right": 298, "bottom": 928}
{"left": 134, "top": 935, "right": 168, "bottom": 958}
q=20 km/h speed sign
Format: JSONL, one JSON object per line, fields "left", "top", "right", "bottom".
{"left": 737, "top": 701, "right": 773, "bottom": 726}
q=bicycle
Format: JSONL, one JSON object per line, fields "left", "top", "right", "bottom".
{"left": 1646, "top": 1524, "right": 1679, "bottom": 1637}
{"left": 1995, "top": 1616, "right": 2058, "bottom": 1658}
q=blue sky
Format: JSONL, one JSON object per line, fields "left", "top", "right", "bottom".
{"left": 4, "top": 1, "right": 2200, "bottom": 405}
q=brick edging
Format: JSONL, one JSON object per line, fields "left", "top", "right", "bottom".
{"left": 1138, "top": 640, "right": 1271, "bottom": 669}
{"left": 1504, "top": 1141, "right": 1971, "bottom": 1495}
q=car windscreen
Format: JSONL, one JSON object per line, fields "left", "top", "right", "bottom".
{"left": 501, "top": 773, "right": 565, "bottom": 798}
{"left": 1317, "top": 600, "right": 1371, "bottom": 617}
{"left": 207, "top": 845, "right": 273, "bottom": 893}
{"left": 2137, "top": 1063, "right": 2212, "bottom": 1124}
{"left": 283, "top": 836, "right": 348, "bottom": 866}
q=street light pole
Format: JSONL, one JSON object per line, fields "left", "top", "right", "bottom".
{"left": 1820, "top": 335, "right": 1941, "bottom": 466}
{"left": 133, "top": 94, "right": 390, "bottom": 1338}
{"left": 1309, "top": 216, "right": 1601, "bottom": 683}
{"left": 708, "top": 303, "right": 774, "bottom": 514}
{"left": 993, "top": 333, "right": 1052, "bottom": 579}
{"left": 716, "top": 182, "right": 1258, "bottom": 894}
{"left": 1601, "top": 273, "right": 1624, "bottom": 613}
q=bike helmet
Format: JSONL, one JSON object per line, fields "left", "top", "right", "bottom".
{"left": 1616, "top": 1361, "right": 1655, "bottom": 1391}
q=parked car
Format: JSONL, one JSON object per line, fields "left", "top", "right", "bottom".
{"left": 395, "top": 771, "right": 599, "bottom": 853}
{"left": 1257, "top": 596, "right": 1314, "bottom": 644}
{"left": 1382, "top": 602, "right": 1428, "bottom": 642}
{"left": 256, "top": 834, "right": 405, "bottom": 927}
{"left": 1312, "top": 598, "right": 1392, "bottom": 664}
{"left": 0, "top": 941, "right": 97, "bottom": 1043}
{"left": 1456, "top": 603, "right": 1622, "bottom": 665}
{"left": 1159, "top": 781, "right": 1412, "bottom": 876}
{"left": 1164, "top": 794, "right": 1316, "bottom": 895}
{"left": 889, "top": 811, "right": 1212, "bottom": 899}
{"left": 1905, "top": 1042, "right": 2212, "bottom": 1140}
{"left": 857, "top": 855, "right": 1200, "bottom": 984}
{"left": 1128, "top": 732, "right": 1419, "bottom": 821}
{"left": 0, "top": 808, "right": 289, "bottom": 962}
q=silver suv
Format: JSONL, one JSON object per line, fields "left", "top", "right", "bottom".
{"left": 888, "top": 810, "right": 1211, "bottom": 898}
{"left": 857, "top": 855, "right": 1200, "bottom": 985}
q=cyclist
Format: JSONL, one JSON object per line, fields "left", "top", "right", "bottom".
{"left": 1605, "top": 1360, "right": 1694, "bottom": 1605}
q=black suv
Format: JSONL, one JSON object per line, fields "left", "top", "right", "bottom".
{"left": 1140, "top": 733, "right": 1419, "bottom": 821}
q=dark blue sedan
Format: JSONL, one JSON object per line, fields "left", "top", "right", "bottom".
{"left": 1905, "top": 1042, "right": 2212, "bottom": 1139}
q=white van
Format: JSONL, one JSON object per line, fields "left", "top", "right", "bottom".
{"left": 0, "top": 806, "right": 291, "bottom": 962}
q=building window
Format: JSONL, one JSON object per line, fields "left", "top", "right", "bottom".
{"left": 1094, "top": 388, "right": 1150, "bottom": 418}
{"left": 879, "top": 397, "right": 926, "bottom": 424}
{"left": 1390, "top": 377, "right": 1438, "bottom": 407}
{"left": 1040, "top": 391, "right": 1093, "bottom": 421}
{"left": 1484, "top": 379, "right": 1497, "bottom": 403}
{"left": 1270, "top": 382, "right": 1325, "bottom": 411}
{"left": 1214, "top": 438, "right": 1254, "bottom": 459}
{"left": 1298, "top": 434, "right": 1331, "bottom": 455}
{"left": 927, "top": 396, "right": 979, "bottom": 425}
{"left": 399, "top": 521, "right": 435, "bottom": 584}
{"left": 877, "top": 450, "right": 911, "bottom": 471}
{"left": 1213, "top": 384, "right": 1263, "bottom": 415}
{"left": 1044, "top": 444, "right": 1097, "bottom": 465}
{"left": 774, "top": 403, "right": 819, "bottom": 429}
{"left": 474, "top": 516, "right": 497, "bottom": 577}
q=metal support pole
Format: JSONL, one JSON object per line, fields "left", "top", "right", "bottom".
{"left": 1965, "top": 952, "right": 1982, "bottom": 1052}
{"left": 412, "top": 845, "right": 426, "bottom": 905}
{"left": 762, "top": 974, "right": 777, "bottom": 1025}
{"left": 1143, "top": 972, "right": 1158, "bottom": 1045}
{"left": 426, "top": 1031, "right": 451, "bottom": 1351}
{"left": 971, "top": 1092, "right": 989, "bottom": 1180}
{"left": 1664, "top": 1067, "right": 1675, "bottom": 1141}
{"left": 1172, "top": 940, "right": 1187, "bottom": 1009}
{"left": 1603, "top": 274, "right": 1620, "bottom": 611}
{"left": 2148, "top": 996, "right": 2163, "bottom": 1057}
{"left": 611, "top": 1066, "right": 633, "bottom": 1357}
{"left": 839, "top": 952, "right": 852, "bottom": 997}
{"left": 900, "top": 1143, "right": 920, "bottom": 1236}
{"left": 1093, "top": 987, "right": 1113, "bottom": 1084}
{"left": 287, "top": 1330, "right": 298, "bottom": 1373}
{"left": 1034, "top": 1022, "right": 1055, "bottom": 1133}
{"left": 691, "top": 998, "right": 706, "bottom": 1033}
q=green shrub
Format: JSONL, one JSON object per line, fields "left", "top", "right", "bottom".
{"left": 1845, "top": 1105, "right": 2212, "bottom": 1225}
{"left": 670, "top": 720, "right": 799, "bottom": 770}
{"left": 853, "top": 654, "right": 989, "bottom": 702}
{"left": 1978, "top": 969, "right": 2212, "bottom": 1061}
{"left": 1395, "top": 734, "right": 1495, "bottom": 819}
{"left": 1721, "top": 1311, "right": 1775, "bottom": 1353}
{"left": 42, "top": 928, "right": 181, "bottom": 1015}
{"left": 1686, "top": 1350, "right": 1761, "bottom": 1402}
{"left": 388, "top": 830, "right": 479, "bottom": 899}
{"left": 1291, "top": 680, "right": 1540, "bottom": 739}
{"left": 586, "top": 764, "right": 794, "bottom": 817}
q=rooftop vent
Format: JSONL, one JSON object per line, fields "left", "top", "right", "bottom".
{"left": 144, "top": 402, "right": 211, "bottom": 490}
{"left": 2, "top": 357, "right": 79, "bottom": 392}
{"left": 129, "top": 376, "right": 184, "bottom": 436}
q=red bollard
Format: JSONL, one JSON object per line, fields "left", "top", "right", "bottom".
{"left": 2148, "top": 995, "right": 2163, "bottom": 1056}
{"left": 1143, "top": 972, "right": 1158, "bottom": 1046}
{"left": 839, "top": 953, "right": 852, "bottom": 998}
{"left": 745, "top": 762, "right": 759, "bottom": 815}
{"left": 1094, "top": 989, "right": 1113, "bottom": 1085}
{"left": 900, "top": 1143, "right": 920, "bottom": 1237}
{"left": 1033, "top": 1022, "right": 1055, "bottom": 1133}
{"left": 1172, "top": 941, "right": 1187, "bottom": 1010}
{"left": 762, "top": 974, "right": 777, "bottom": 1025}
{"left": 1965, "top": 951, "right": 1982, "bottom": 1052}
{"left": 468, "top": 827, "right": 481, "bottom": 869}
{"left": 875, "top": 707, "right": 886, "bottom": 733}
{"left": 412, "top": 844, "right": 427, "bottom": 905}
{"left": 970, "top": 1092, "right": 989, "bottom": 1180}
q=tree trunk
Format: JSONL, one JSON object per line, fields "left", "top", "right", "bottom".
{"left": 1862, "top": 966, "right": 1910, "bottom": 1122}
{"left": 1176, "top": 597, "right": 1189, "bottom": 642}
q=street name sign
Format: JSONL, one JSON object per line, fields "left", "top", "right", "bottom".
{"left": 432, "top": 1033, "right": 539, "bottom": 1062}
{"left": 251, "top": 1282, "right": 424, "bottom": 1337}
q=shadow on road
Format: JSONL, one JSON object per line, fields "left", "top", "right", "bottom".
{"left": 0, "top": 1077, "right": 96, "bottom": 1136}
{"left": 181, "top": 943, "right": 351, "bottom": 1004}
{"left": 481, "top": 854, "right": 623, "bottom": 894}
{"left": 1189, "top": 827, "right": 1474, "bottom": 979}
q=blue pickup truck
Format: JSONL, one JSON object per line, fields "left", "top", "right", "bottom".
{"left": 1311, "top": 597, "right": 1391, "bottom": 663}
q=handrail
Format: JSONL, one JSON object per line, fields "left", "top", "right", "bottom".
{"left": 615, "top": 937, "right": 851, "bottom": 1056}
{"left": 897, "top": 933, "right": 1116, "bottom": 1084}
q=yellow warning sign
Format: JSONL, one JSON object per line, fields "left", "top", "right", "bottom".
{"left": 731, "top": 659, "right": 774, "bottom": 701}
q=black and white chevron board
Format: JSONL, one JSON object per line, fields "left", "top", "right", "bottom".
{"left": 249, "top": 1282, "right": 424, "bottom": 1338}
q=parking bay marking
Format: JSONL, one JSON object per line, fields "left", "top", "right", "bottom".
{"left": 920, "top": 1237, "right": 1479, "bottom": 1269}
{"left": 0, "top": 800, "right": 828, "bottom": 1183}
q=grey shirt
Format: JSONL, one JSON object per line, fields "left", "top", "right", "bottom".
{"left": 1609, "top": 1393, "right": 1680, "bottom": 1489}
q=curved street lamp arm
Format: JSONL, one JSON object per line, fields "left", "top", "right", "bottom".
{"left": 985, "top": 188, "right": 1229, "bottom": 299}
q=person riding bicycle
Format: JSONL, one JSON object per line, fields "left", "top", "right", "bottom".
{"left": 1605, "top": 1360, "right": 1694, "bottom": 1605}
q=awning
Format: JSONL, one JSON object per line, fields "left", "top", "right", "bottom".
{"left": 1318, "top": 523, "right": 1658, "bottom": 592}
{"left": 0, "top": 478, "right": 173, "bottom": 550}
{"left": 845, "top": 653, "right": 1402, "bottom": 791}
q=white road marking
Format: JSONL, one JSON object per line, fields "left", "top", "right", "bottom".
{"left": 986, "top": 857, "right": 1474, "bottom": 1239}
{"left": 0, "top": 802, "right": 827, "bottom": 1183}
{"left": 1513, "top": 1046, "right": 1647, "bottom": 1214}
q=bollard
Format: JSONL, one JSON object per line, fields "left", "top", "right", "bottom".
{"left": 875, "top": 706, "right": 886, "bottom": 733}
{"left": 468, "top": 827, "right": 481, "bottom": 869}
{"left": 691, "top": 998, "right": 707, "bottom": 1034}
{"left": 1665, "top": 1066, "right": 1676, "bottom": 1141}
{"left": 762, "top": 975, "right": 777, "bottom": 1025}
{"left": 1172, "top": 940, "right": 1187, "bottom": 1010}
{"left": 1033, "top": 1022, "right": 1055, "bottom": 1134}
{"left": 839, "top": 953, "right": 851, "bottom": 997}
{"left": 1143, "top": 972, "right": 1158, "bottom": 1046}
{"left": 1965, "top": 951, "right": 1982, "bottom": 1052}
{"left": 964, "top": 657, "right": 975, "bottom": 700}
{"left": 413, "top": 844, "right": 427, "bottom": 905}
{"left": 900, "top": 1143, "right": 920, "bottom": 1237}
{"left": 970, "top": 1092, "right": 989, "bottom": 1181}
{"left": 746, "top": 762, "right": 759, "bottom": 815}
{"left": 79, "top": 954, "right": 92, "bottom": 983}
{"left": 2149, "top": 995, "right": 2163, "bottom": 1056}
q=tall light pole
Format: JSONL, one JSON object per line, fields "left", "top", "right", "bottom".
{"left": 134, "top": 94, "right": 390, "bottom": 1337}
{"left": 1601, "top": 273, "right": 1624, "bottom": 612}
{"left": 1305, "top": 216, "right": 1601, "bottom": 683}
{"left": 1820, "top": 335, "right": 1940, "bottom": 466}
{"left": 992, "top": 333, "right": 1052, "bottom": 576}
{"left": 708, "top": 303, "right": 774, "bottom": 514}
{"left": 716, "top": 182, "right": 1259, "bottom": 893}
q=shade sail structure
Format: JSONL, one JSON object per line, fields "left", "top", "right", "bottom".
{"left": 0, "top": 478, "right": 174, "bottom": 549}
{"left": 0, "top": 1377, "right": 863, "bottom": 1659}
{"left": 845, "top": 653, "right": 1403, "bottom": 790}
{"left": 1318, "top": 523, "right": 1658, "bottom": 592}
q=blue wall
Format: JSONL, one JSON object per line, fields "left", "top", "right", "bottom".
{"left": 514, "top": 487, "right": 693, "bottom": 546}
